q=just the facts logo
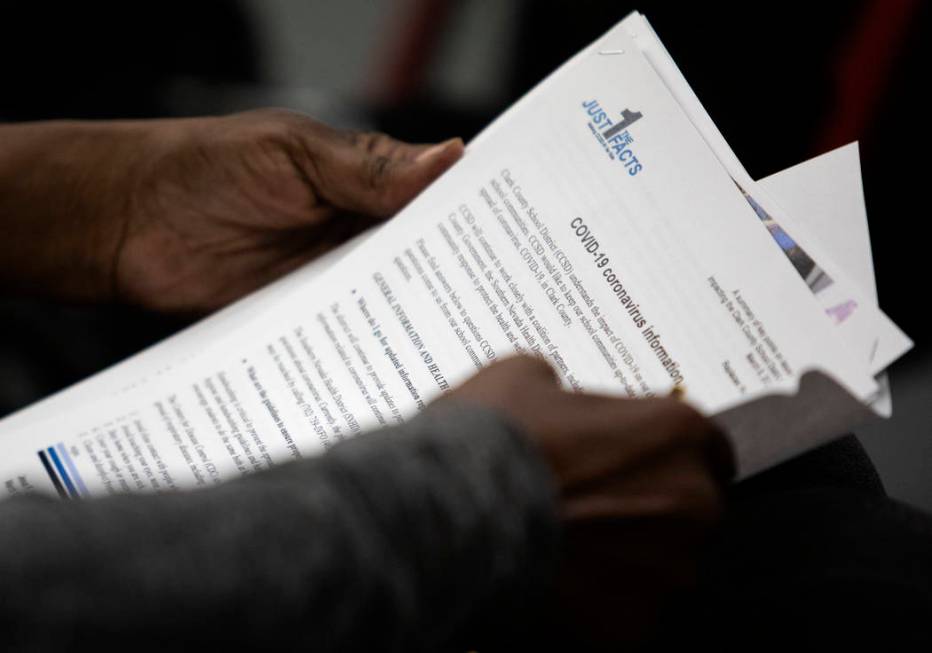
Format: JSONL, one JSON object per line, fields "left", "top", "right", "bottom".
{"left": 582, "top": 100, "right": 643, "bottom": 176}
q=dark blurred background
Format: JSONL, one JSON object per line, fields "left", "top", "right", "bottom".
{"left": 1, "top": 0, "right": 928, "bottom": 509}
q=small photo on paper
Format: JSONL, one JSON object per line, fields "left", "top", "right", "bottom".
{"left": 738, "top": 184, "right": 834, "bottom": 295}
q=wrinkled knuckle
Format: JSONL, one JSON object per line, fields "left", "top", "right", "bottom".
{"left": 366, "top": 154, "right": 392, "bottom": 190}
{"left": 355, "top": 132, "right": 381, "bottom": 156}
{"left": 351, "top": 130, "right": 390, "bottom": 155}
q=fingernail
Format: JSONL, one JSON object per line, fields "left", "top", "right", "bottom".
{"left": 416, "top": 137, "right": 463, "bottom": 163}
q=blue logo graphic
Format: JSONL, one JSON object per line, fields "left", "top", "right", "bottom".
{"left": 582, "top": 100, "right": 643, "bottom": 176}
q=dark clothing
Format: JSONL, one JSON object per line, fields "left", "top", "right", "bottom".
{"left": 657, "top": 436, "right": 932, "bottom": 650}
{"left": 2, "top": 405, "right": 932, "bottom": 651}
{"left": 0, "top": 404, "right": 558, "bottom": 652}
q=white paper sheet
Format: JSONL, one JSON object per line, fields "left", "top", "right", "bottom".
{"left": 624, "top": 13, "right": 911, "bottom": 375}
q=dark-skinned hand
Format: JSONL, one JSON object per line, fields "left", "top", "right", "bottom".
{"left": 446, "top": 355, "right": 734, "bottom": 650}
{"left": 0, "top": 110, "right": 463, "bottom": 312}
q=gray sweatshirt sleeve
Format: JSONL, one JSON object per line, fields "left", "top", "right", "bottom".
{"left": 0, "top": 403, "right": 559, "bottom": 652}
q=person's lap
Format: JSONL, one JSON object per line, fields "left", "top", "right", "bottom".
{"left": 655, "top": 435, "right": 932, "bottom": 649}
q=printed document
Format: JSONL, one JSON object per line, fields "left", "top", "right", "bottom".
{"left": 0, "top": 14, "right": 908, "bottom": 499}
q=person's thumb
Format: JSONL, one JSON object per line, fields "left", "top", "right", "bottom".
{"left": 310, "top": 130, "right": 464, "bottom": 217}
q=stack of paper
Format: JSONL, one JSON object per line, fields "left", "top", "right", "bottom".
{"left": 0, "top": 13, "right": 910, "bottom": 500}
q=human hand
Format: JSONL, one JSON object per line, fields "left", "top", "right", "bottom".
{"left": 110, "top": 109, "right": 463, "bottom": 313}
{"left": 0, "top": 111, "right": 461, "bottom": 310}
{"left": 445, "top": 355, "right": 734, "bottom": 649}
